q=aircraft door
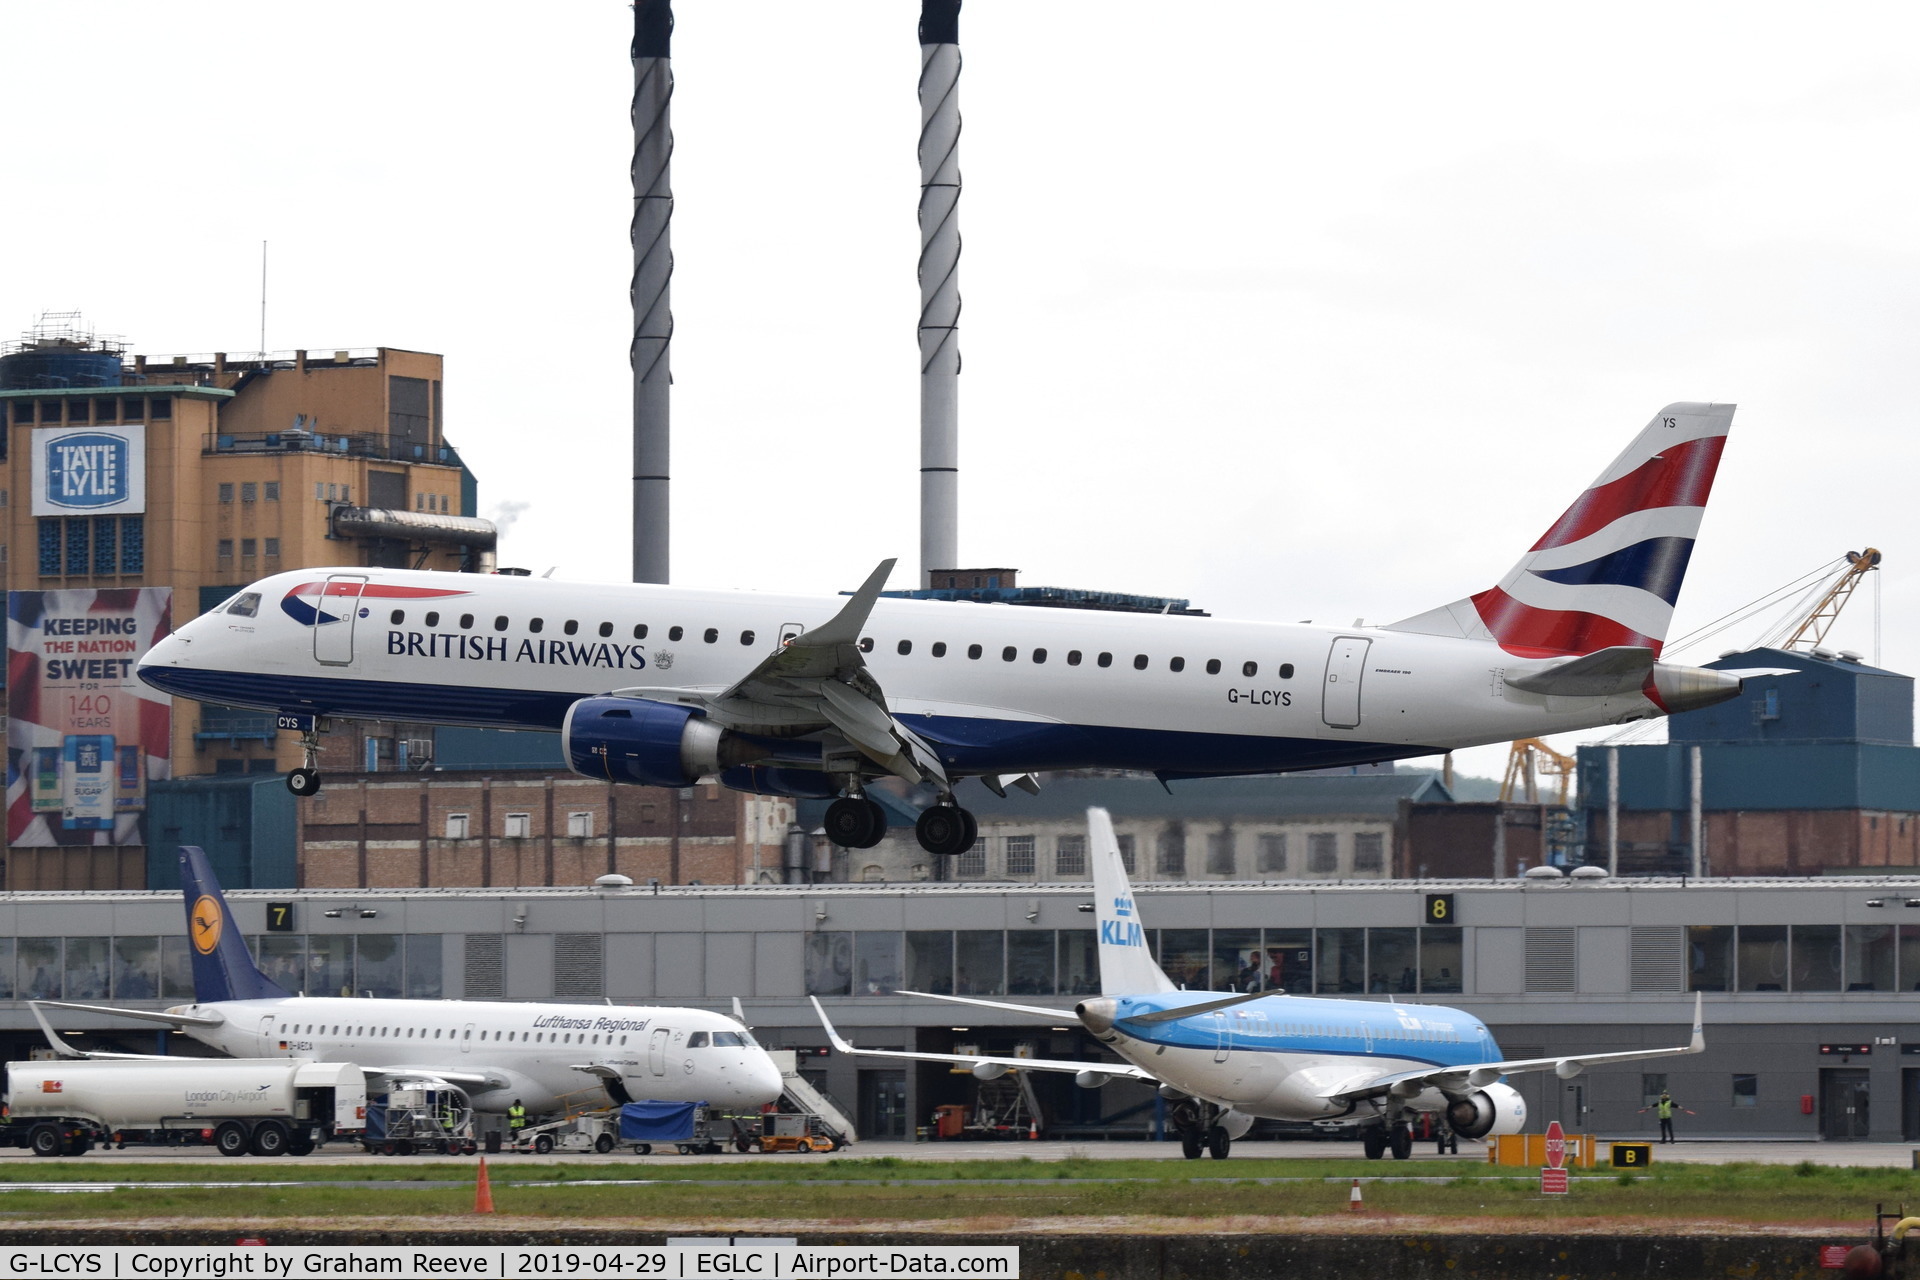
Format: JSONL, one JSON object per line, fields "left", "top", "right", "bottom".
{"left": 312, "top": 574, "right": 369, "bottom": 667}
{"left": 462, "top": 1022, "right": 474, "bottom": 1054}
{"left": 648, "top": 1027, "right": 670, "bottom": 1077}
{"left": 1322, "top": 637, "right": 1371, "bottom": 729}
{"left": 260, "top": 1015, "right": 278, "bottom": 1055}
{"left": 1212, "top": 1012, "right": 1230, "bottom": 1064}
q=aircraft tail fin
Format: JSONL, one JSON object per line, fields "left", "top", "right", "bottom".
{"left": 1086, "top": 808, "right": 1176, "bottom": 996}
{"left": 1385, "top": 402, "right": 1735, "bottom": 656}
{"left": 179, "top": 846, "right": 291, "bottom": 1003}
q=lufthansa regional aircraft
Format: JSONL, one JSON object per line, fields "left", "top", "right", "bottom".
{"left": 138, "top": 403, "right": 1775, "bottom": 856}
{"left": 815, "top": 809, "right": 1704, "bottom": 1159}
{"left": 33, "top": 846, "right": 784, "bottom": 1123}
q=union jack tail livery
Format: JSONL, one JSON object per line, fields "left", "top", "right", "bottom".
{"left": 1388, "top": 402, "right": 1734, "bottom": 656}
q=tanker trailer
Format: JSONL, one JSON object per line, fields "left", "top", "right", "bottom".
{"left": 4, "top": 1057, "right": 367, "bottom": 1157}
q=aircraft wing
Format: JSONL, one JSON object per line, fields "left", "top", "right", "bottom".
{"left": 365, "top": 1066, "right": 508, "bottom": 1090}
{"left": 811, "top": 997, "right": 1151, "bottom": 1081}
{"left": 31, "top": 999, "right": 226, "bottom": 1029}
{"left": 1326, "top": 993, "right": 1705, "bottom": 1103}
{"left": 611, "top": 559, "right": 947, "bottom": 788}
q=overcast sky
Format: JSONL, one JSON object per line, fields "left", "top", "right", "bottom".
{"left": 6, "top": 2, "right": 1916, "bottom": 780}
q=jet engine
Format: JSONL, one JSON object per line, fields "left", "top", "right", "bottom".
{"left": 1444, "top": 1082, "right": 1527, "bottom": 1139}
{"left": 562, "top": 698, "right": 759, "bottom": 787}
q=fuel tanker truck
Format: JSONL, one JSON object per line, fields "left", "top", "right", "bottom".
{"left": 4, "top": 1057, "right": 368, "bottom": 1157}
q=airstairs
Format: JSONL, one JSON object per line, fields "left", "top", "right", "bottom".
{"left": 770, "top": 1050, "right": 857, "bottom": 1143}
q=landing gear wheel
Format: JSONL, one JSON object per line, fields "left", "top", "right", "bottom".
{"left": 915, "top": 805, "right": 977, "bottom": 857}
{"left": 215, "top": 1121, "right": 251, "bottom": 1158}
{"left": 1179, "top": 1129, "right": 1203, "bottom": 1160}
{"left": 1389, "top": 1126, "right": 1414, "bottom": 1161}
{"left": 250, "top": 1120, "right": 290, "bottom": 1157}
{"left": 595, "top": 1133, "right": 615, "bottom": 1154}
{"left": 29, "top": 1125, "right": 61, "bottom": 1158}
{"left": 824, "top": 796, "right": 887, "bottom": 849}
{"left": 533, "top": 1134, "right": 553, "bottom": 1154}
{"left": 1361, "top": 1128, "right": 1387, "bottom": 1160}
{"left": 1206, "top": 1127, "right": 1231, "bottom": 1160}
{"left": 287, "top": 768, "right": 321, "bottom": 797}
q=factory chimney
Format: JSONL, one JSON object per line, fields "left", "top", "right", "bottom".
{"left": 918, "top": 0, "right": 962, "bottom": 587}
{"left": 631, "top": 0, "right": 674, "bottom": 584}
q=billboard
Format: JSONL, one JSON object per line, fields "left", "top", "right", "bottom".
{"left": 6, "top": 588, "right": 172, "bottom": 846}
{"left": 31, "top": 424, "right": 147, "bottom": 516}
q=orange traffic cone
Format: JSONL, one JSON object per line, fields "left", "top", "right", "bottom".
{"left": 1028, "top": 1120, "right": 1038, "bottom": 1140}
{"left": 1348, "top": 1178, "right": 1364, "bottom": 1212}
{"left": 473, "top": 1157, "right": 495, "bottom": 1214}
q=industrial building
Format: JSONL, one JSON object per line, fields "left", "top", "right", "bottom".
{"left": 9, "top": 873, "right": 1920, "bottom": 1144}
{"left": 0, "top": 314, "right": 495, "bottom": 889}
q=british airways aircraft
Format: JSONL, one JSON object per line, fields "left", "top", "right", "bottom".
{"left": 814, "top": 808, "right": 1704, "bottom": 1159}
{"left": 33, "top": 846, "right": 784, "bottom": 1141}
{"left": 139, "top": 403, "right": 1772, "bottom": 856}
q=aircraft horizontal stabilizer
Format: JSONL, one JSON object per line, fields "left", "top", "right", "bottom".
{"left": 810, "top": 997, "right": 1149, "bottom": 1080}
{"left": 1503, "top": 646, "right": 1654, "bottom": 697}
{"left": 890, "top": 989, "right": 1069, "bottom": 1019}
{"left": 31, "top": 999, "right": 226, "bottom": 1029}
{"left": 1120, "top": 990, "right": 1276, "bottom": 1024}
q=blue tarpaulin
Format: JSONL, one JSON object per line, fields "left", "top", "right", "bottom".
{"left": 618, "top": 1101, "right": 703, "bottom": 1142}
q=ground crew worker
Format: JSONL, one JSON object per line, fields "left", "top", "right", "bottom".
{"left": 439, "top": 1097, "right": 458, "bottom": 1135}
{"left": 1637, "top": 1090, "right": 1693, "bottom": 1143}
{"left": 508, "top": 1099, "right": 527, "bottom": 1143}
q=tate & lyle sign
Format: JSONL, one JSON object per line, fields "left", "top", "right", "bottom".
{"left": 32, "top": 425, "right": 147, "bottom": 516}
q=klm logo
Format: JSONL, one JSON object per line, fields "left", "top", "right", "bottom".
{"left": 46, "top": 433, "right": 130, "bottom": 509}
{"left": 1100, "top": 919, "right": 1146, "bottom": 948}
{"left": 1112, "top": 897, "right": 1134, "bottom": 918}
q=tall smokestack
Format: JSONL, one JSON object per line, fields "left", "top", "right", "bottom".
{"left": 918, "top": 0, "right": 962, "bottom": 586}
{"left": 631, "top": 0, "right": 674, "bottom": 584}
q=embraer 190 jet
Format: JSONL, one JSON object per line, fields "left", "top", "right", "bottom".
{"left": 140, "top": 403, "right": 1772, "bottom": 856}
{"left": 33, "top": 846, "right": 784, "bottom": 1139}
{"left": 815, "top": 808, "right": 1704, "bottom": 1159}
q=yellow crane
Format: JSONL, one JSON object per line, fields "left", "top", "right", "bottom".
{"left": 1499, "top": 737, "right": 1577, "bottom": 806}
{"left": 1781, "top": 548, "right": 1881, "bottom": 651}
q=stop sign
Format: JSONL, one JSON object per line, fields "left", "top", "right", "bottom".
{"left": 1544, "top": 1120, "right": 1567, "bottom": 1170}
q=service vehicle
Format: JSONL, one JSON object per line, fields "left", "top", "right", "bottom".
{"left": 5, "top": 1057, "right": 368, "bottom": 1157}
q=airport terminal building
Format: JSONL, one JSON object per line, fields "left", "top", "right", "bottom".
{"left": 5, "top": 873, "right": 1917, "bottom": 1147}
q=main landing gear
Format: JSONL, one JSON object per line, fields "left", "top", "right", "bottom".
{"left": 1169, "top": 1099, "right": 1233, "bottom": 1160}
{"left": 824, "top": 792, "right": 980, "bottom": 857}
{"left": 915, "top": 803, "right": 977, "bottom": 857}
{"left": 1362, "top": 1121, "right": 1415, "bottom": 1161}
{"left": 824, "top": 795, "right": 888, "bottom": 849}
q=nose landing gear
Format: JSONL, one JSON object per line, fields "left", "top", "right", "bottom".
{"left": 285, "top": 724, "right": 324, "bottom": 797}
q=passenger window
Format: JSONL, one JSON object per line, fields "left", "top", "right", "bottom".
{"left": 1067, "top": 651, "right": 1082, "bottom": 666}
{"left": 967, "top": 644, "right": 983, "bottom": 659}
{"left": 226, "top": 593, "right": 261, "bottom": 617}
{"left": 1002, "top": 646, "right": 1017, "bottom": 662}
{"left": 687, "top": 1032, "right": 710, "bottom": 1047}
{"left": 390, "top": 609, "right": 405, "bottom": 625}
{"left": 563, "top": 620, "right": 579, "bottom": 635}
{"left": 1205, "top": 659, "right": 1221, "bottom": 675}
{"left": 1279, "top": 663, "right": 1295, "bottom": 679}
{"left": 1243, "top": 661, "right": 1258, "bottom": 677}
{"left": 1097, "top": 652, "right": 1113, "bottom": 668}
{"left": 1133, "top": 654, "right": 1149, "bottom": 670}
{"left": 1170, "top": 657, "right": 1185, "bottom": 672}
{"left": 932, "top": 642, "right": 947, "bottom": 657}
{"left": 742, "top": 630, "right": 756, "bottom": 646}
{"left": 459, "top": 614, "right": 474, "bottom": 629}
{"left": 897, "top": 640, "right": 912, "bottom": 655}
{"left": 1032, "top": 648, "right": 1047, "bottom": 664}
{"left": 634, "top": 624, "right": 649, "bottom": 639}
{"left": 599, "top": 622, "right": 614, "bottom": 637}
{"left": 530, "top": 618, "right": 544, "bottom": 633}
{"left": 425, "top": 611, "right": 440, "bottom": 627}
{"left": 704, "top": 628, "right": 719, "bottom": 643}
{"left": 669, "top": 626, "right": 684, "bottom": 641}
{"left": 494, "top": 616, "right": 508, "bottom": 631}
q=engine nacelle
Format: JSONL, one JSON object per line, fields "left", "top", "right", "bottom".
{"left": 972, "top": 1062, "right": 1011, "bottom": 1081}
{"left": 1444, "top": 1083, "right": 1527, "bottom": 1139}
{"left": 1217, "top": 1108, "right": 1256, "bottom": 1140}
{"left": 563, "top": 697, "right": 744, "bottom": 787}
{"left": 1074, "top": 1070, "right": 1112, "bottom": 1090}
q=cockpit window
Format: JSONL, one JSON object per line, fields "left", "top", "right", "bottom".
{"left": 226, "top": 592, "right": 261, "bottom": 618}
{"left": 685, "top": 1031, "right": 711, "bottom": 1048}
{"left": 712, "top": 1031, "right": 744, "bottom": 1047}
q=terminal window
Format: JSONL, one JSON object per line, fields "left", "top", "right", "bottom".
{"left": 1005, "top": 836, "right": 1035, "bottom": 876}
{"left": 1054, "top": 835, "right": 1086, "bottom": 877}
{"left": 1308, "top": 833, "right": 1338, "bottom": 873}
{"left": 1257, "top": 833, "right": 1287, "bottom": 873}
{"left": 1733, "top": 1074, "right": 1757, "bottom": 1106}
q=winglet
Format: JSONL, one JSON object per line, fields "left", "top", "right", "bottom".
{"left": 809, "top": 995, "right": 857, "bottom": 1055}
{"left": 29, "top": 1002, "right": 84, "bottom": 1058}
{"left": 802, "top": 560, "right": 896, "bottom": 647}
{"left": 731, "top": 996, "right": 751, "bottom": 1030}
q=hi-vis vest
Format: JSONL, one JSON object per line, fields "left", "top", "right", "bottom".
{"left": 508, "top": 1105, "right": 527, "bottom": 1129}
{"left": 1657, "top": 1099, "right": 1673, "bottom": 1119}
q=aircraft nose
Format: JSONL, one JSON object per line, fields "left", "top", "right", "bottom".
{"left": 745, "top": 1053, "right": 785, "bottom": 1106}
